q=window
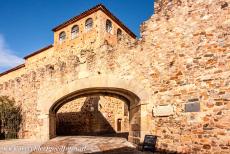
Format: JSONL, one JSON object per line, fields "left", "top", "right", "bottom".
{"left": 106, "top": 19, "right": 112, "bottom": 33}
{"left": 117, "top": 28, "right": 122, "bottom": 41}
{"left": 71, "top": 25, "right": 79, "bottom": 39}
{"left": 59, "top": 31, "right": 66, "bottom": 43}
{"left": 85, "top": 18, "right": 93, "bottom": 31}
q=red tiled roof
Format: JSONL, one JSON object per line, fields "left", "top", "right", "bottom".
{"left": 24, "top": 45, "right": 53, "bottom": 59}
{"left": 52, "top": 4, "right": 136, "bottom": 39}
{"left": 0, "top": 64, "right": 25, "bottom": 77}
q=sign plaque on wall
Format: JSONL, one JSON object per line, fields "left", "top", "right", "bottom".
{"left": 153, "top": 104, "right": 174, "bottom": 117}
{"left": 185, "top": 102, "right": 200, "bottom": 112}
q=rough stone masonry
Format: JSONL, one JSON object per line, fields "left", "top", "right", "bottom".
{"left": 0, "top": 0, "right": 229, "bottom": 153}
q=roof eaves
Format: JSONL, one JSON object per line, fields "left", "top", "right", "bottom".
{"left": 52, "top": 4, "right": 136, "bottom": 38}
{"left": 52, "top": 4, "right": 103, "bottom": 32}
{"left": 24, "top": 44, "right": 53, "bottom": 59}
{"left": 0, "top": 64, "right": 25, "bottom": 77}
{"left": 99, "top": 5, "right": 136, "bottom": 38}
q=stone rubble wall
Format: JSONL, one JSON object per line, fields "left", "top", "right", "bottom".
{"left": 0, "top": 0, "right": 229, "bottom": 153}
{"left": 140, "top": 0, "right": 230, "bottom": 153}
{"left": 0, "top": 33, "right": 144, "bottom": 141}
{"left": 56, "top": 95, "right": 129, "bottom": 135}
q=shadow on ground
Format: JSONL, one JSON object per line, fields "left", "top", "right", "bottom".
{"left": 28, "top": 136, "right": 180, "bottom": 154}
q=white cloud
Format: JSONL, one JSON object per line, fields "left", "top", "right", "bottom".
{"left": 0, "top": 35, "right": 24, "bottom": 68}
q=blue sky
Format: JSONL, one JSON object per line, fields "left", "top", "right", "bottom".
{"left": 0, "top": 0, "right": 154, "bottom": 72}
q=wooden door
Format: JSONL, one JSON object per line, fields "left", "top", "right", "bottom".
{"left": 117, "top": 119, "right": 122, "bottom": 132}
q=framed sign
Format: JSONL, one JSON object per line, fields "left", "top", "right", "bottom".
{"left": 185, "top": 102, "right": 200, "bottom": 112}
{"left": 153, "top": 104, "right": 174, "bottom": 117}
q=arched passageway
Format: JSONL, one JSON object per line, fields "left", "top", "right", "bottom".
{"left": 56, "top": 95, "right": 129, "bottom": 137}
{"left": 49, "top": 88, "right": 143, "bottom": 143}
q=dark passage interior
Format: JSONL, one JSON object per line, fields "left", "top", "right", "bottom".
{"left": 56, "top": 95, "right": 129, "bottom": 137}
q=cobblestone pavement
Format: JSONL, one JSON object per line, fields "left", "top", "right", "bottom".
{"left": 0, "top": 136, "right": 153, "bottom": 154}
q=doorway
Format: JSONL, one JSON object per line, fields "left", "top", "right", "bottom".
{"left": 117, "top": 119, "right": 122, "bottom": 132}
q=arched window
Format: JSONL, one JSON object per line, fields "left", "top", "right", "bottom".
{"left": 71, "top": 25, "right": 79, "bottom": 39}
{"left": 85, "top": 18, "right": 93, "bottom": 31}
{"left": 59, "top": 31, "right": 66, "bottom": 43}
{"left": 106, "top": 19, "right": 112, "bottom": 33}
{"left": 117, "top": 28, "right": 122, "bottom": 41}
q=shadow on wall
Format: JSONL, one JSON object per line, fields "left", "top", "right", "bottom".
{"left": 56, "top": 96, "right": 129, "bottom": 139}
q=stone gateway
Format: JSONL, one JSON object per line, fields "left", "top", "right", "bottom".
{"left": 0, "top": 1, "right": 230, "bottom": 153}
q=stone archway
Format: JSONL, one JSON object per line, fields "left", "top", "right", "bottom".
{"left": 49, "top": 88, "right": 141, "bottom": 144}
{"left": 37, "top": 75, "right": 150, "bottom": 144}
{"left": 55, "top": 95, "right": 129, "bottom": 136}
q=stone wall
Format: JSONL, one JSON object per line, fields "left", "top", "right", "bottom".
{"left": 0, "top": 0, "right": 229, "bottom": 153}
{"left": 140, "top": 0, "right": 230, "bottom": 153}
{"left": 56, "top": 95, "right": 129, "bottom": 135}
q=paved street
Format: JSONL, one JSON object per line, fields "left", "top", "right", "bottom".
{"left": 0, "top": 136, "right": 153, "bottom": 154}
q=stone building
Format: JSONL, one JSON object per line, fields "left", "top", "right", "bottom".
{"left": 0, "top": 0, "right": 230, "bottom": 153}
